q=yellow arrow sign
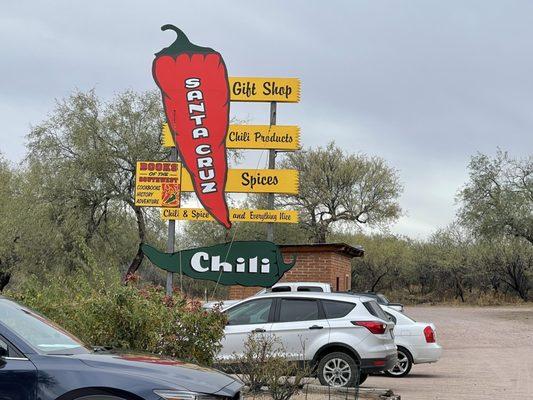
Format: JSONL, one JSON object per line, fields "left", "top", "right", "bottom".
{"left": 229, "top": 77, "right": 300, "bottom": 103}
{"left": 162, "top": 123, "right": 300, "bottom": 150}
{"left": 181, "top": 168, "right": 299, "bottom": 194}
{"left": 162, "top": 208, "right": 299, "bottom": 224}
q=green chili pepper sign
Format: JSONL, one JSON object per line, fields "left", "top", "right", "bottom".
{"left": 141, "top": 241, "right": 296, "bottom": 287}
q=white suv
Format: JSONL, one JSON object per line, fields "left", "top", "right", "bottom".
{"left": 218, "top": 292, "right": 397, "bottom": 387}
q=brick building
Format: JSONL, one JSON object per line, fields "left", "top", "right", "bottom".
{"left": 227, "top": 243, "right": 364, "bottom": 300}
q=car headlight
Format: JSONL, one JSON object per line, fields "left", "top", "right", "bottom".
{"left": 153, "top": 390, "right": 222, "bottom": 400}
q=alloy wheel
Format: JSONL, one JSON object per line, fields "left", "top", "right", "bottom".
{"left": 323, "top": 357, "right": 352, "bottom": 387}
{"left": 387, "top": 349, "right": 410, "bottom": 376}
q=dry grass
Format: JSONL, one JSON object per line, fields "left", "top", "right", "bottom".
{"left": 384, "top": 288, "right": 529, "bottom": 306}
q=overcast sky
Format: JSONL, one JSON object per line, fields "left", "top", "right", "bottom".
{"left": 1, "top": 1, "right": 531, "bottom": 239}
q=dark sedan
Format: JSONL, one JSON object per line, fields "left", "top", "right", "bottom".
{"left": 0, "top": 296, "right": 241, "bottom": 400}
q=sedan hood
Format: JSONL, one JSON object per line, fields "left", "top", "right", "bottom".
{"left": 74, "top": 351, "right": 238, "bottom": 394}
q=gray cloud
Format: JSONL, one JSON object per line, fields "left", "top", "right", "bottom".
{"left": 1, "top": 0, "right": 531, "bottom": 238}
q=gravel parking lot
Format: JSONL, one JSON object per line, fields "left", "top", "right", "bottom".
{"left": 363, "top": 305, "right": 533, "bottom": 399}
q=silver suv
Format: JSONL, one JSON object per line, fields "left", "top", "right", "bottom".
{"left": 218, "top": 292, "right": 397, "bottom": 387}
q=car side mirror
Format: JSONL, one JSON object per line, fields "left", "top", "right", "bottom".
{"left": 0, "top": 346, "right": 8, "bottom": 360}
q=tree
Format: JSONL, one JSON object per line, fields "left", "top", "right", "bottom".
{"left": 279, "top": 142, "right": 403, "bottom": 243}
{"left": 0, "top": 157, "right": 17, "bottom": 290}
{"left": 458, "top": 151, "right": 533, "bottom": 245}
{"left": 348, "top": 233, "right": 412, "bottom": 292}
{"left": 425, "top": 224, "right": 475, "bottom": 302}
{"left": 26, "top": 90, "right": 168, "bottom": 278}
{"left": 478, "top": 238, "right": 532, "bottom": 301}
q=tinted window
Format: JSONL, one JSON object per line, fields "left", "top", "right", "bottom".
{"left": 0, "top": 336, "right": 21, "bottom": 358}
{"left": 297, "top": 286, "right": 324, "bottom": 292}
{"left": 226, "top": 298, "right": 273, "bottom": 325}
{"left": 278, "top": 299, "right": 319, "bottom": 322}
{"left": 271, "top": 286, "right": 291, "bottom": 292}
{"left": 322, "top": 300, "right": 355, "bottom": 319}
{"left": 363, "top": 300, "right": 389, "bottom": 320}
{"left": 0, "top": 337, "right": 8, "bottom": 357}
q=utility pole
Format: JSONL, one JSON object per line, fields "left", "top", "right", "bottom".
{"left": 266, "top": 101, "right": 277, "bottom": 242}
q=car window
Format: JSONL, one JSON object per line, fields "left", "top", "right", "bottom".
{"left": 0, "top": 299, "right": 88, "bottom": 355}
{"left": 362, "top": 300, "right": 389, "bottom": 321}
{"left": 278, "top": 299, "right": 319, "bottom": 322}
{"left": 226, "top": 298, "right": 273, "bottom": 325}
{"left": 377, "top": 294, "right": 390, "bottom": 304}
{"left": 367, "top": 294, "right": 386, "bottom": 305}
{"left": 322, "top": 300, "right": 355, "bottom": 319}
{"left": 0, "top": 337, "right": 8, "bottom": 357}
{"left": 0, "top": 336, "right": 22, "bottom": 358}
{"left": 361, "top": 293, "right": 378, "bottom": 301}
{"left": 397, "top": 312, "right": 416, "bottom": 323}
{"left": 271, "top": 286, "right": 291, "bottom": 292}
{"left": 385, "top": 312, "right": 397, "bottom": 324}
{"left": 297, "top": 286, "right": 324, "bottom": 292}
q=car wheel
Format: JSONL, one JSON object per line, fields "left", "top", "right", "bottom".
{"left": 384, "top": 347, "right": 413, "bottom": 377}
{"left": 318, "top": 352, "right": 362, "bottom": 387}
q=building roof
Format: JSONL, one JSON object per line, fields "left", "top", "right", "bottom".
{"left": 279, "top": 242, "right": 364, "bottom": 258}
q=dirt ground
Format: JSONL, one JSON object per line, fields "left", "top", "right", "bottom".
{"left": 363, "top": 305, "right": 533, "bottom": 399}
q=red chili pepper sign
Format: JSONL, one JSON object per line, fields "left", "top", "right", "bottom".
{"left": 153, "top": 25, "right": 231, "bottom": 228}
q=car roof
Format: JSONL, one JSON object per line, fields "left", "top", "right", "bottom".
{"left": 255, "top": 291, "right": 369, "bottom": 301}
{"left": 273, "top": 282, "right": 328, "bottom": 287}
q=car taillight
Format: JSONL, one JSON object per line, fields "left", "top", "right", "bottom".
{"left": 352, "top": 321, "right": 387, "bottom": 334}
{"left": 424, "top": 325, "right": 436, "bottom": 343}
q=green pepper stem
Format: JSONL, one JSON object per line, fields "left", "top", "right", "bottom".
{"left": 156, "top": 24, "right": 214, "bottom": 56}
{"left": 161, "top": 24, "right": 191, "bottom": 45}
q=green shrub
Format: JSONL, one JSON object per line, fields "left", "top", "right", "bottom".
{"left": 230, "top": 333, "right": 309, "bottom": 399}
{"left": 6, "top": 271, "right": 226, "bottom": 366}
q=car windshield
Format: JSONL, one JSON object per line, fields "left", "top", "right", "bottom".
{"left": 0, "top": 299, "right": 89, "bottom": 355}
{"left": 363, "top": 300, "right": 390, "bottom": 321}
{"left": 377, "top": 294, "right": 390, "bottom": 304}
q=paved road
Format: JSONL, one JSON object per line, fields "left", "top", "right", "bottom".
{"left": 363, "top": 305, "right": 533, "bottom": 399}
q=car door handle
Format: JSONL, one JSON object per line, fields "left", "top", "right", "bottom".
{"left": 251, "top": 328, "right": 266, "bottom": 333}
{"left": 308, "top": 325, "right": 323, "bottom": 330}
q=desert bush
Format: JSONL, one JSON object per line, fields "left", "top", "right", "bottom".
{"left": 6, "top": 271, "right": 226, "bottom": 365}
{"left": 230, "top": 334, "right": 309, "bottom": 399}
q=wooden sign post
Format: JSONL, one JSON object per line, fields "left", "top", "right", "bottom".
{"left": 267, "top": 101, "right": 277, "bottom": 241}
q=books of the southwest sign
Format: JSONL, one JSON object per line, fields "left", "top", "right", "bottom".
{"left": 141, "top": 241, "right": 296, "bottom": 287}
